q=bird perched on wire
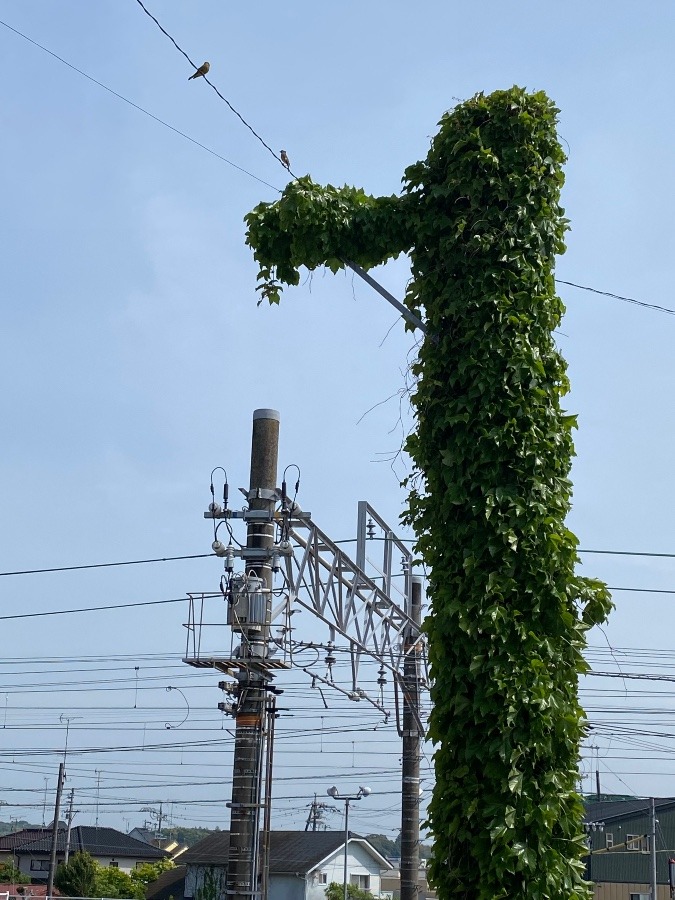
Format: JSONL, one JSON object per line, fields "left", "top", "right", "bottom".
{"left": 280, "top": 150, "right": 290, "bottom": 170}
{"left": 188, "top": 62, "right": 210, "bottom": 81}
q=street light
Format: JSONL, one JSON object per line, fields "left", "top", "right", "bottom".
{"left": 326, "top": 786, "right": 371, "bottom": 900}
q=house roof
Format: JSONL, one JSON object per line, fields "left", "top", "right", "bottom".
{"left": 181, "top": 831, "right": 392, "bottom": 875}
{"left": 0, "top": 829, "right": 52, "bottom": 851}
{"left": 13, "top": 826, "right": 168, "bottom": 859}
{"left": 584, "top": 797, "right": 675, "bottom": 825}
{"left": 146, "top": 865, "right": 186, "bottom": 900}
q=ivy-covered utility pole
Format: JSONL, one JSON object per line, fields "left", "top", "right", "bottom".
{"left": 245, "top": 86, "right": 612, "bottom": 900}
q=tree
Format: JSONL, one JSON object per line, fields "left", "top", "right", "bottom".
{"left": 94, "top": 865, "right": 139, "bottom": 899}
{"left": 245, "top": 87, "right": 612, "bottom": 900}
{"left": 130, "top": 859, "right": 176, "bottom": 894}
{"left": 0, "top": 862, "right": 30, "bottom": 884}
{"left": 325, "top": 883, "right": 375, "bottom": 900}
{"left": 54, "top": 851, "right": 97, "bottom": 897}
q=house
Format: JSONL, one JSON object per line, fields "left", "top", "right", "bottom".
{"left": 380, "top": 862, "right": 436, "bottom": 900}
{"left": 10, "top": 825, "right": 168, "bottom": 881}
{"left": 146, "top": 865, "right": 186, "bottom": 900}
{"left": 584, "top": 797, "right": 675, "bottom": 900}
{"left": 0, "top": 831, "right": 52, "bottom": 867}
{"left": 128, "top": 829, "right": 188, "bottom": 860}
{"left": 180, "top": 831, "right": 392, "bottom": 900}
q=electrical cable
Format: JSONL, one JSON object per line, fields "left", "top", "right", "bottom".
{"left": 0, "top": 596, "right": 187, "bottom": 621}
{"left": 0, "top": 553, "right": 215, "bottom": 577}
{"left": 0, "top": 18, "right": 281, "bottom": 193}
{"left": 557, "top": 280, "right": 675, "bottom": 317}
{"left": 133, "top": 0, "right": 294, "bottom": 176}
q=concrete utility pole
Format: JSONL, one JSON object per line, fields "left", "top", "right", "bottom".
{"left": 47, "top": 762, "right": 65, "bottom": 900}
{"left": 651, "top": 798, "right": 658, "bottom": 900}
{"left": 63, "top": 788, "right": 75, "bottom": 864}
{"left": 400, "top": 577, "right": 423, "bottom": 900}
{"left": 227, "top": 409, "right": 280, "bottom": 900}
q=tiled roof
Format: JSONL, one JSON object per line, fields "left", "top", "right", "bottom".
{"left": 146, "top": 865, "right": 186, "bottom": 900}
{"left": 0, "top": 829, "right": 52, "bottom": 850}
{"left": 13, "top": 826, "right": 167, "bottom": 859}
{"left": 584, "top": 797, "right": 675, "bottom": 824}
{"left": 181, "top": 831, "right": 390, "bottom": 874}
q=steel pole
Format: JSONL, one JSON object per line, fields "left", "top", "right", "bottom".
{"left": 227, "top": 409, "right": 280, "bottom": 900}
{"left": 400, "top": 577, "right": 423, "bottom": 900}
{"left": 343, "top": 799, "right": 350, "bottom": 900}
{"left": 47, "top": 762, "right": 65, "bottom": 900}
{"left": 652, "top": 798, "right": 658, "bottom": 900}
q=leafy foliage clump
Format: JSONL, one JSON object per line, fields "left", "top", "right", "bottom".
{"left": 245, "top": 86, "right": 612, "bottom": 900}
{"left": 0, "top": 862, "right": 31, "bottom": 884}
{"left": 55, "top": 852, "right": 174, "bottom": 899}
{"left": 325, "top": 882, "right": 375, "bottom": 900}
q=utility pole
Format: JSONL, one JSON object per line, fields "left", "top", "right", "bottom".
{"left": 63, "top": 789, "right": 75, "bottom": 864}
{"left": 400, "top": 576, "right": 423, "bottom": 900}
{"left": 47, "top": 762, "right": 65, "bottom": 900}
{"left": 227, "top": 409, "right": 280, "bottom": 900}
{"left": 652, "top": 798, "right": 658, "bottom": 900}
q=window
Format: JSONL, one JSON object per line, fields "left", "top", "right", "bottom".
{"left": 605, "top": 833, "right": 613, "bottom": 849}
{"left": 629, "top": 894, "right": 650, "bottom": 900}
{"left": 626, "top": 834, "right": 646, "bottom": 851}
{"left": 109, "top": 860, "right": 119, "bottom": 868}
{"left": 30, "top": 860, "right": 51, "bottom": 872}
{"left": 350, "top": 875, "right": 371, "bottom": 890}
{"left": 317, "top": 873, "right": 328, "bottom": 885}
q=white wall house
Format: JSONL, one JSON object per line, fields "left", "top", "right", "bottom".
{"left": 182, "top": 831, "right": 392, "bottom": 900}
{"left": 9, "top": 825, "right": 168, "bottom": 880}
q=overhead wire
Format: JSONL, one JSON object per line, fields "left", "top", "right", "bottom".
{"left": 557, "top": 280, "right": 675, "bottom": 317}
{"left": 0, "top": 552, "right": 215, "bottom": 578}
{"left": 133, "top": 0, "right": 292, "bottom": 175}
{"left": 0, "top": 20, "right": 281, "bottom": 195}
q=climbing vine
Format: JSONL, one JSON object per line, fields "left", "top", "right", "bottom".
{"left": 245, "top": 86, "right": 612, "bottom": 900}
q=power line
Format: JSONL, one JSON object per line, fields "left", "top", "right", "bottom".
{"left": 0, "top": 17, "right": 281, "bottom": 193}
{"left": 133, "top": 0, "right": 291, "bottom": 174}
{"left": 0, "top": 597, "right": 186, "bottom": 621}
{"left": 557, "top": 280, "right": 675, "bottom": 317}
{"left": 0, "top": 552, "right": 215, "bottom": 578}
{"left": 2, "top": 18, "right": 671, "bottom": 331}
{"left": 580, "top": 549, "right": 675, "bottom": 559}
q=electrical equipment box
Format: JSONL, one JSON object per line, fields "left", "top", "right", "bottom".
{"left": 228, "top": 574, "right": 269, "bottom": 630}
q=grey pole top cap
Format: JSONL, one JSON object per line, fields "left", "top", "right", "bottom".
{"left": 253, "top": 408, "right": 281, "bottom": 421}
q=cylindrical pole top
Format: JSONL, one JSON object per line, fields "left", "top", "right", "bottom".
{"left": 253, "top": 408, "right": 280, "bottom": 422}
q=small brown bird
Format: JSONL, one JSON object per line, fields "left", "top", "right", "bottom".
{"left": 280, "top": 149, "right": 290, "bottom": 170}
{"left": 188, "top": 62, "right": 210, "bottom": 81}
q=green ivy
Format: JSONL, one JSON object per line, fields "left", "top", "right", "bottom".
{"left": 245, "top": 86, "right": 612, "bottom": 900}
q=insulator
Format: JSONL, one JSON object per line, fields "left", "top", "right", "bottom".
{"left": 367, "top": 518, "right": 376, "bottom": 540}
{"left": 325, "top": 652, "right": 336, "bottom": 667}
{"left": 212, "top": 540, "right": 227, "bottom": 557}
{"left": 377, "top": 666, "right": 387, "bottom": 687}
{"left": 209, "top": 501, "right": 222, "bottom": 515}
{"left": 225, "top": 546, "right": 235, "bottom": 572}
{"left": 271, "top": 549, "right": 281, "bottom": 572}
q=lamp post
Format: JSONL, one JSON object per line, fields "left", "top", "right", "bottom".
{"left": 327, "top": 786, "right": 371, "bottom": 900}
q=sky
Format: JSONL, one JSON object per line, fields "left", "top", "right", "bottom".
{"left": 1, "top": 0, "right": 675, "bottom": 841}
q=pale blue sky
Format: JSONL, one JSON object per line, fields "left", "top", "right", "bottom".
{"left": 1, "top": 1, "right": 675, "bottom": 834}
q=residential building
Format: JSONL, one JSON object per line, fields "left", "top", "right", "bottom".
{"left": 584, "top": 797, "right": 675, "bottom": 900}
{"left": 180, "top": 830, "right": 392, "bottom": 900}
{"left": 9, "top": 825, "right": 168, "bottom": 880}
{"left": 0, "top": 831, "right": 52, "bottom": 867}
